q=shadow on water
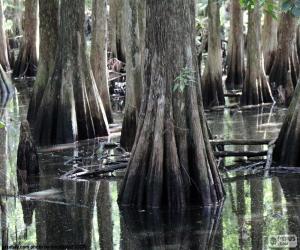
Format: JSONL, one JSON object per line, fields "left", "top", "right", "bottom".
{"left": 1, "top": 90, "right": 300, "bottom": 249}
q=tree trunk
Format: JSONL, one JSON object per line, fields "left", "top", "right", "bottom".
{"left": 240, "top": 3, "right": 274, "bottom": 105}
{"left": 269, "top": 12, "right": 298, "bottom": 105}
{"left": 0, "top": 0, "right": 10, "bottom": 71}
{"left": 262, "top": 5, "right": 278, "bottom": 75}
{"left": 90, "top": 0, "right": 113, "bottom": 124}
{"left": 120, "top": 0, "right": 145, "bottom": 151}
{"left": 225, "top": 0, "right": 244, "bottom": 90}
{"left": 12, "top": 0, "right": 23, "bottom": 36}
{"left": 12, "top": 0, "right": 38, "bottom": 78}
{"left": 273, "top": 82, "right": 300, "bottom": 166}
{"left": 33, "top": 0, "right": 109, "bottom": 146}
{"left": 118, "top": 0, "right": 225, "bottom": 209}
{"left": 202, "top": 0, "right": 225, "bottom": 108}
{"left": 0, "top": 65, "right": 13, "bottom": 102}
{"left": 27, "top": 0, "right": 59, "bottom": 124}
{"left": 108, "top": 0, "right": 117, "bottom": 58}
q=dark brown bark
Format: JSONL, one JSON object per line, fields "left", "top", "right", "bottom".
{"left": 27, "top": 0, "right": 59, "bottom": 124}
{"left": 262, "top": 5, "right": 278, "bottom": 74}
{"left": 225, "top": 0, "right": 244, "bottom": 90}
{"left": 12, "top": 0, "right": 38, "bottom": 78}
{"left": 202, "top": 0, "right": 225, "bottom": 108}
{"left": 269, "top": 12, "right": 299, "bottom": 105}
{"left": 0, "top": 0, "right": 10, "bottom": 71}
{"left": 118, "top": 0, "right": 225, "bottom": 209}
{"left": 33, "top": 0, "right": 109, "bottom": 146}
{"left": 120, "top": 0, "right": 145, "bottom": 151}
{"left": 240, "top": 3, "right": 274, "bottom": 106}
{"left": 90, "top": 0, "right": 113, "bottom": 124}
{"left": 273, "top": 82, "right": 300, "bottom": 166}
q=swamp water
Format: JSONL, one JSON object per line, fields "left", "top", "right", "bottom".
{"left": 0, "top": 89, "right": 300, "bottom": 250}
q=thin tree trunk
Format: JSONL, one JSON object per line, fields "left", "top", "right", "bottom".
{"left": 120, "top": 0, "right": 145, "bottom": 151}
{"left": 262, "top": 5, "right": 278, "bottom": 74}
{"left": 0, "top": 0, "right": 10, "bottom": 71}
{"left": 225, "top": 0, "right": 244, "bottom": 90}
{"left": 240, "top": 3, "right": 274, "bottom": 105}
{"left": 90, "top": 0, "right": 113, "bottom": 124}
{"left": 13, "top": 0, "right": 23, "bottom": 36}
{"left": 273, "top": 82, "right": 300, "bottom": 166}
{"left": 27, "top": 0, "right": 58, "bottom": 124}
{"left": 0, "top": 65, "right": 13, "bottom": 102}
{"left": 108, "top": 0, "right": 117, "bottom": 58}
{"left": 118, "top": 0, "right": 225, "bottom": 209}
{"left": 33, "top": 0, "right": 109, "bottom": 146}
{"left": 269, "top": 12, "right": 298, "bottom": 105}
{"left": 12, "top": 0, "right": 38, "bottom": 78}
{"left": 202, "top": 0, "right": 225, "bottom": 108}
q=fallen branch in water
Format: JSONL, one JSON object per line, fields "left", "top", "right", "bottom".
{"left": 210, "top": 138, "right": 272, "bottom": 146}
{"left": 223, "top": 161, "right": 265, "bottom": 173}
{"left": 214, "top": 150, "right": 268, "bottom": 158}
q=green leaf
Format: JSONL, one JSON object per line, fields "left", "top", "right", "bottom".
{"left": 282, "top": 1, "right": 292, "bottom": 11}
{"left": 0, "top": 121, "right": 5, "bottom": 129}
{"left": 291, "top": 6, "right": 300, "bottom": 16}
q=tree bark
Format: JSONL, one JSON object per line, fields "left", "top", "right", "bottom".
{"left": 27, "top": 0, "right": 59, "bottom": 124}
{"left": 12, "top": 0, "right": 38, "bottom": 78}
{"left": 120, "top": 0, "right": 145, "bottom": 151}
{"left": 118, "top": 0, "right": 225, "bottom": 209}
{"left": 273, "top": 82, "right": 300, "bottom": 166}
{"left": 12, "top": 0, "right": 23, "bottom": 36}
{"left": 240, "top": 3, "right": 274, "bottom": 106}
{"left": 0, "top": 0, "right": 10, "bottom": 71}
{"left": 269, "top": 12, "right": 298, "bottom": 105}
{"left": 202, "top": 0, "right": 225, "bottom": 108}
{"left": 33, "top": 0, "right": 109, "bottom": 146}
{"left": 262, "top": 5, "right": 278, "bottom": 75}
{"left": 90, "top": 0, "right": 113, "bottom": 124}
{"left": 0, "top": 65, "right": 13, "bottom": 102}
{"left": 225, "top": 0, "right": 244, "bottom": 90}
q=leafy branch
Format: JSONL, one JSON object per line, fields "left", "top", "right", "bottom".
{"left": 173, "top": 67, "right": 196, "bottom": 93}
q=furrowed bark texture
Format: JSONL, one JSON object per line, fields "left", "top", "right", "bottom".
{"left": 273, "top": 82, "right": 300, "bottom": 166}
{"left": 118, "top": 0, "right": 225, "bottom": 209}
{"left": 27, "top": 0, "right": 59, "bottom": 124}
{"left": 240, "top": 4, "right": 274, "bottom": 106}
{"left": 269, "top": 12, "right": 299, "bottom": 105}
{"left": 262, "top": 4, "right": 278, "bottom": 74}
{"left": 225, "top": 0, "right": 244, "bottom": 90}
{"left": 13, "top": 0, "right": 38, "bottom": 78}
{"left": 120, "top": 0, "right": 145, "bottom": 151}
{"left": 33, "top": 0, "right": 109, "bottom": 146}
{"left": 202, "top": 0, "right": 225, "bottom": 108}
{"left": 0, "top": 0, "right": 10, "bottom": 71}
{"left": 90, "top": 0, "right": 113, "bottom": 123}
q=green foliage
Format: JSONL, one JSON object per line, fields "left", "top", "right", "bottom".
{"left": 173, "top": 67, "right": 196, "bottom": 93}
{"left": 0, "top": 121, "right": 5, "bottom": 129}
{"left": 281, "top": 0, "right": 300, "bottom": 16}
{"left": 240, "top": 0, "right": 278, "bottom": 18}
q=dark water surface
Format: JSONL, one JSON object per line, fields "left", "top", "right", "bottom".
{"left": 0, "top": 90, "right": 300, "bottom": 250}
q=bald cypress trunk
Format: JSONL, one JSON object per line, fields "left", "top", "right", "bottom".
{"left": 269, "top": 12, "right": 298, "bottom": 105}
{"left": 120, "top": 0, "right": 145, "bottom": 151}
{"left": 33, "top": 0, "right": 109, "bottom": 146}
{"left": 240, "top": 3, "right": 274, "bottom": 105}
{"left": 27, "top": 0, "right": 59, "bottom": 124}
{"left": 202, "top": 0, "right": 225, "bottom": 108}
{"left": 0, "top": 0, "right": 10, "bottom": 71}
{"left": 13, "top": 0, "right": 38, "bottom": 78}
{"left": 225, "top": 0, "right": 244, "bottom": 90}
{"left": 118, "top": 0, "right": 225, "bottom": 209}
{"left": 90, "top": 0, "right": 113, "bottom": 124}
{"left": 273, "top": 82, "right": 300, "bottom": 166}
{"left": 262, "top": 5, "right": 278, "bottom": 75}
{"left": 108, "top": 0, "right": 117, "bottom": 58}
